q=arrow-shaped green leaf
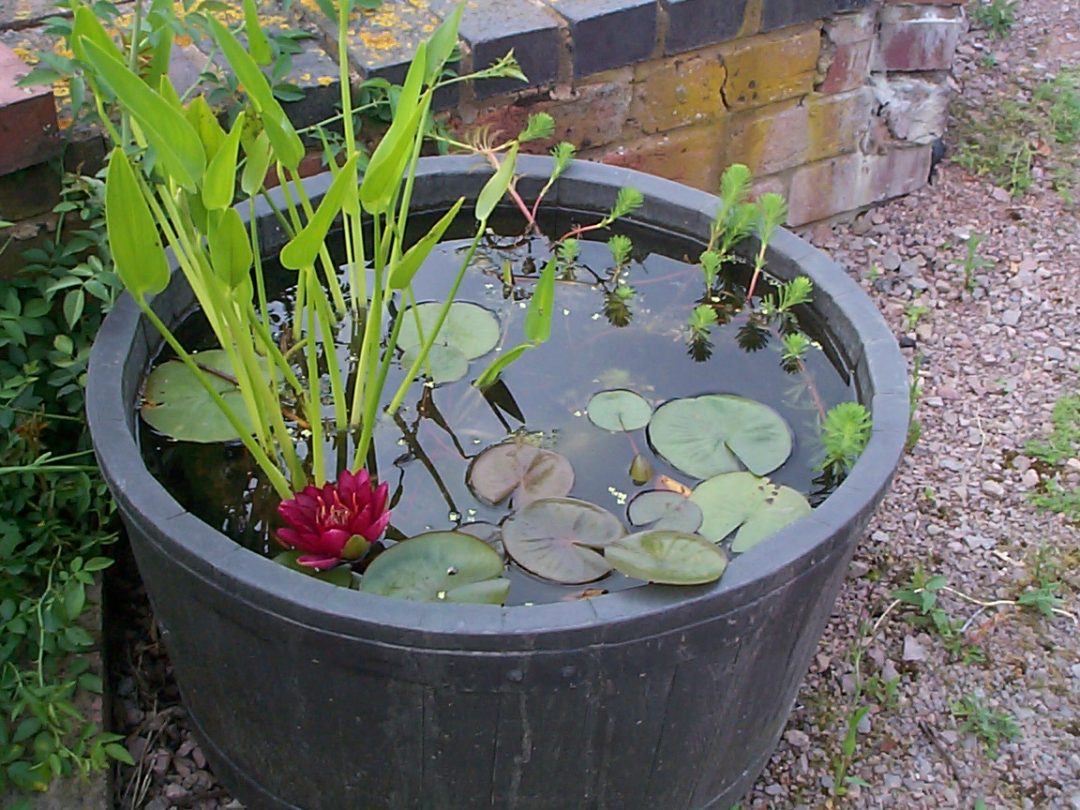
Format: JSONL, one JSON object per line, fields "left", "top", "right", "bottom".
{"left": 388, "top": 196, "right": 465, "bottom": 289}
{"left": 279, "top": 154, "right": 358, "bottom": 270}
{"left": 105, "top": 148, "right": 169, "bottom": 297}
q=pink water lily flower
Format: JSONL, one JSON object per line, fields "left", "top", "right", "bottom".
{"left": 276, "top": 469, "right": 391, "bottom": 569}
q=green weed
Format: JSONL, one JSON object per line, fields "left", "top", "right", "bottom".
{"left": 969, "top": 0, "right": 1017, "bottom": 38}
{"left": 950, "top": 694, "right": 1020, "bottom": 757}
{"left": 1025, "top": 393, "right": 1080, "bottom": 521}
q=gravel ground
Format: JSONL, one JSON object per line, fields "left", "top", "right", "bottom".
{"left": 107, "top": 2, "right": 1078, "bottom": 807}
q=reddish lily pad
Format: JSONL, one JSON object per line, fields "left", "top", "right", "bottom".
{"left": 467, "top": 442, "right": 574, "bottom": 508}
{"left": 501, "top": 497, "right": 625, "bottom": 584}
{"left": 627, "top": 490, "right": 703, "bottom": 533}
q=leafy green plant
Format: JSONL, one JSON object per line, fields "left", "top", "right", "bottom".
{"left": 950, "top": 694, "right": 1019, "bottom": 757}
{"left": 961, "top": 233, "right": 992, "bottom": 291}
{"left": 820, "top": 402, "right": 872, "bottom": 476}
{"left": 0, "top": 173, "right": 125, "bottom": 796}
{"left": 906, "top": 353, "right": 924, "bottom": 451}
{"left": 903, "top": 303, "right": 929, "bottom": 330}
{"left": 968, "top": 0, "right": 1017, "bottom": 38}
{"left": 1025, "top": 393, "right": 1079, "bottom": 521}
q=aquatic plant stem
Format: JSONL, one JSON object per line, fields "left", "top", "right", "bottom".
{"left": 303, "top": 269, "right": 326, "bottom": 486}
{"left": 136, "top": 301, "right": 292, "bottom": 499}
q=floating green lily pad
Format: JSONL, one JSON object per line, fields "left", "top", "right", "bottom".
{"left": 627, "top": 490, "right": 703, "bottom": 533}
{"left": 467, "top": 442, "right": 574, "bottom": 508}
{"left": 359, "top": 531, "right": 510, "bottom": 604}
{"left": 273, "top": 551, "right": 355, "bottom": 588}
{"left": 690, "top": 472, "right": 811, "bottom": 552}
{"left": 457, "top": 521, "right": 504, "bottom": 558}
{"left": 400, "top": 343, "right": 469, "bottom": 385}
{"left": 501, "top": 497, "right": 625, "bottom": 584}
{"left": 587, "top": 389, "right": 653, "bottom": 432}
{"left": 648, "top": 394, "right": 792, "bottom": 479}
{"left": 397, "top": 301, "right": 501, "bottom": 360}
{"left": 606, "top": 530, "right": 728, "bottom": 585}
{"left": 141, "top": 349, "right": 267, "bottom": 443}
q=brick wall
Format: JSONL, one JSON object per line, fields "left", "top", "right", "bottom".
{"left": 0, "top": 0, "right": 964, "bottom": 271}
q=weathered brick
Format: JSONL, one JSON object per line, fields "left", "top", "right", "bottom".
{"left": 629, "top": 47, "right": 726, "bottom": 134}
{"left": 544, "top": 0, "right": 657, "bottom": 78}
{"left": 584, "top": 121, "right": 727, "bottom": 191}
{"left": 457, "top": 69, "right": 634, "bottom": 151}
{"left": 661, "top": 0, "right": 750, "bottom": 56}
{"left": 873, "top": 6, "right": 966, "bottom": 72}
{"left": 0, "top": 161, "right": 59, "bottom": 220}
{"left": 787, "top": 145, "right": 932, "bottom": 225}
{"left": 871, "top": 74, "right": 953, "bottom": 144}
{"left": 0, "top": 0, "right": 64, "bottom": 32}
{"left": 761, "top": 0, "right": 872, "bottom": 33}
{"left": 724, "top": 88, "right": 871, "bottom": 175}
{"left": 720, "top": 25, "right": 821, "bottom": 111}
{"left": 0, "top": 41, "right": 58, "bottom": 175}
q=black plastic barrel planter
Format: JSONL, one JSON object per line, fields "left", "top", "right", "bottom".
{"left": 87, "top": 157, "right": 907, "bottom": 810}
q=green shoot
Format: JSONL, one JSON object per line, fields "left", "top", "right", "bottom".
{"left": 518, "top": 112, "right": 555, "bottom": 143}
{"left": 608, "top": 234, "right": 633, "bottom": 267}
{"left": 819, "top": 402, "right": 872, "bottom": 476}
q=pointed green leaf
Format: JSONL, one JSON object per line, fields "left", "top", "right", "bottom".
{"left": 388, "top": 196, "right": 465, "bottom": 288}
{"left": 158, "top": 74, "right": 182, "bottom": 110}
{"left": 146, "top": 25, "right": 173, "bottom": 90}
{"left": 279, "top": 154, "right": 359, "bottom": 270}
{"left": 208, "top": 208, "right": 253, "bottom": 288}
{"left": 475, "top": 142, "right": 518, "bottom": 222}
{"left": 241, "top": 131, "right": 273, "bottom": 196}
{"left": 185, "top": 95, "right": 227, "bottom": 162}
{"left": 426, "top": 3, "right": 463, "bottom": 82}
{"left": 473, "top": 342, "right": 532, "bottom": 389}
{"left": 71, "top": 6, "right": 124, "bottom": 65}
{"left": 359, "top": 42, "right": 428, "bottom": 213}
{"left": 82, "top": 40, "right": 205, "bottom": 192}
{"left": 208, "top": 17, "right": 304, "bottom": 169}
{"left": 243, "top": 0, "right": 273, "bottom": 65}
{"left": 523, "top": 256, "right": 556, "bottom": 343}
{"left": 104, "top": 148, "right": 169, "bottom": 297}
{"left": 203, "top": 111, "right": 245, "bottom": 210}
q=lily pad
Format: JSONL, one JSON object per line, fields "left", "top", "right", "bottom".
{"left": 457, "top": 521, "right": 504, "bottom": 558}
{"left": 359, "top": 531, "right": 510, "bottom": 604}
{"left": 273, "top": 551, "right": 355, "bottom": 588}
{"left": 587, "top": 389, "right": 653, "bottom": 432}
{"left": 627, "top": 490, "right": 703, "bottom": 533}
{"left": 467, "top": 442, "right": 574, "bottom": 508}
{"left": 690, "top": 472, "right": 811, "bottom": 552}
{"left": 606, "top": 531, "right": 728, "bottom": 585}
{"left": 400, "top": 343, "right": 469, "bottom": 385}
{"left": 397, "top": 301, "right": 501, "bottom": 360}
{"left": 501, "top": 497, "right": 625, "bottom": 584}
{"left": 141, "top": 349, "right": 266, "bottom": 443}
{"left": 648, "top": 394, "right": 792, "bottom": 479}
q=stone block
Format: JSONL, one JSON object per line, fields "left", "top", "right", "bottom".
{"left": 584, "top": 121, "right": 727, "bottom": 191}
{"left": 0, "top": 41, "right": 58, "bottom": 175}
{"left": 724, "top": 88, "right": 871, "bottom": 176}
{"left": 873, "top": 5, "right": 966, "bottom": 72}
{"left": 719, "top": 25, "right": 821, "bottom": 111}
{"left": 871, "top": 74, "right": 953, "bottom": 144}
{"left": 816, "top": 9, "right": 875, "bottom": 93}
{"left": 454, "top": 0, "right": 565, "bottom": 98}
{"left": 661, "top": 0, "right": 750, "bottom": 55}
{"left": 761, "top": 0, "right": 872, "bottom": 33}
{"left": 787, "top": 145, "right": 931, "bottom": 225}
{"left": 544, "top": 0, "right": 657, "bottom": 77}
{"left": 630, "top": 47, "right": 727, "bottom": 134}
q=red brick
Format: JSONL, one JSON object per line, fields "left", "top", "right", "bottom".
{"left": 0, "top": 42, "right": 58, "bottom": 175}
{"left": 817, "top": 10, "right": 875, "bottom": 94}
{"left": 787, "top": 145, "right": 931, "bottom": 225}
{"left": 874, "top": 6, "right": 965, "bottom": 72}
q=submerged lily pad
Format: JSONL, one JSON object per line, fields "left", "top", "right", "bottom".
{"left": 690, "top": 472, "right": 811, "bottom": 552}
{"left": 627, "top": 490, "right": 703, "bottom": 533}
{"left": 467, "top": 442, "right": 574, "bottom": 508}
{"left": 359, "top": 531, "right": 509, "bottom": 604}
{"left": 606, "top": 531, "right": 728, "bottom": 585}
{"left": 587, "top": 389, "right": 653, "bottom": 432}
{"left": 400, "top": 343, "right": 469, "bottom": 385}
{"left": 648, "top": 394, "right": 792, "bottom": 479}
{"left": 141, "top": 349, "right": 267, "bottom": 443}
{"left": 501, "top": 497, "right": 625, "bottom": 584}
{"left": 397, "top": 301, "right": 501, "bottom": 360}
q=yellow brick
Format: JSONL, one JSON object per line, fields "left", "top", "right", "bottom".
{"left": 723, "top": 88, "right": 870, "bottom": 175}
{"left": 719, "top": 26, "right": 822, "bottom": 111}
{"left": 583, "top": 121, "right": 727, "bottom": 192}
{"left": 630, "top": 49, "right": 727, "bottom": 134}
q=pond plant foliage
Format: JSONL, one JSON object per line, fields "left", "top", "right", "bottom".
{"left": 73, "top": 0, "right": 871, "bottom": 604}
